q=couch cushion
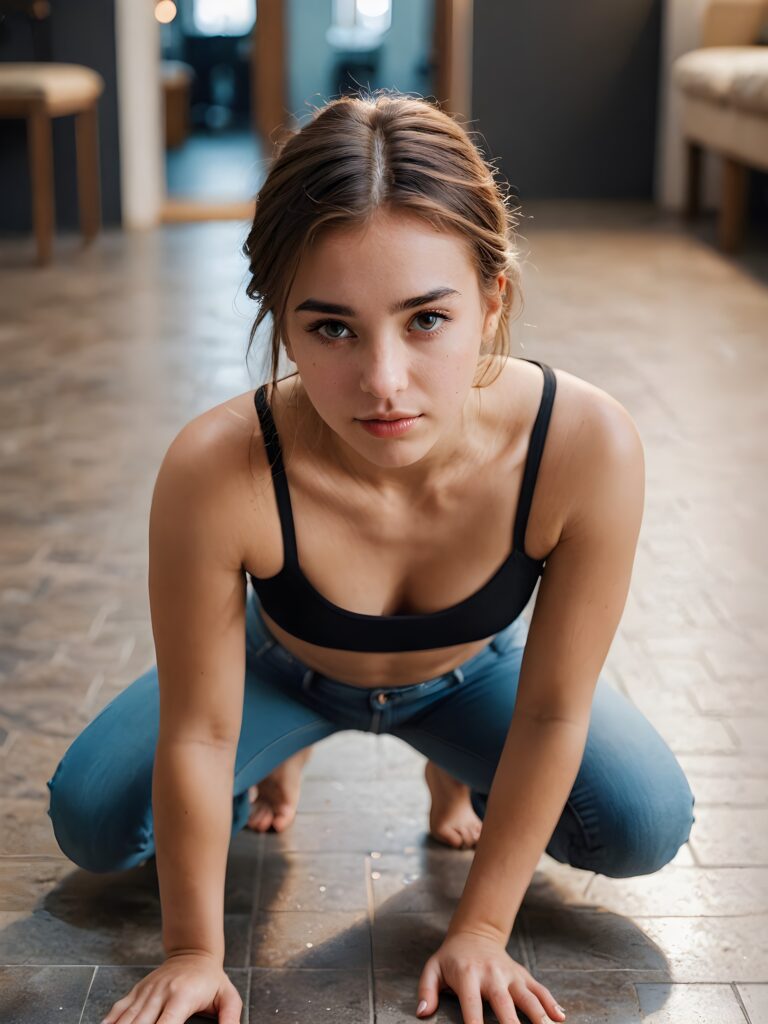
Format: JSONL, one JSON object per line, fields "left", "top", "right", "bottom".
{"left": 680, "top": 94, "right": 768, "bottom": 171}
{"left": 673, "top": 46, "right": 768, "bottom": 116}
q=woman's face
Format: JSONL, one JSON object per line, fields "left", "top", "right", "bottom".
{"left": 283, "top": 207, "right": 505, "bottom": 478}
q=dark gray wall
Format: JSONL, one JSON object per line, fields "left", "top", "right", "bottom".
{"left": 0, "top": 2, "right": 122, "bottom": 233}
{"left": 472, "top": 0, "right": 662, "bottom": 199}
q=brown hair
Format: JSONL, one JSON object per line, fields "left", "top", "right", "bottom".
{"left": 242, "top": 88, "right": 525, "bottom": 397}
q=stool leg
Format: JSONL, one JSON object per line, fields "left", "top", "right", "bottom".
{"left": 684, "top": 140, "right": 702, "bottom": 221}
{"left": 719, "top": 157, "right": 748, "bottom": 253}
{"left": 27, "top": 104, "right": 55, "bottom": 266}
{"left": 75, "top": 101, "right": 102, "bottom": 243}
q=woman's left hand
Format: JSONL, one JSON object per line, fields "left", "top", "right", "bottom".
{"left": 415, "top": 929, "right": 566, "bottom": 1024}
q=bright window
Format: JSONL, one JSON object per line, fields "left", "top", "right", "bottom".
{"left": 332, "top": 0, "right": 391, "bottom": 33}
{"left": 193, "top": 0, "right": 256, "bottom": 36}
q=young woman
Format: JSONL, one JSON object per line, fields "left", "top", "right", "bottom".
{"left": 46, "top": 92, "right": 695, "bottom": 1024}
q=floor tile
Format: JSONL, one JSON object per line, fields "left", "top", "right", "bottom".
{"left": 0, "top": 908, "right": 249, "bottom": 967}
{"left": 261, "top": 810, "right": 429, "bottom": 854}
{"left": 0, "top": 857, "right": 74, "bottom": 912}
{"left": 735, "top": 983, "right": 768, "bottom": 1024}
{"left": 581, "top": 865, "right": 768, "bottom": 916}
{"left": 634, "top": 982, "right": 748, "bottom": 1023}
{"left": 527, "top": 908, "right": 767, "bottom": 982}
{"left": 0, "top": 965, "right": 95, "bottom": 1024}
{"left": 689, "top": 808, "right": 768, "bottom": 866}
{"left": 0, "top": 799, "right": 65, "bottom": 857}
{"left": 258, "top": 851, "right": 369, "bottom": 911}
{"left": 250, "top": 967, "right": 370, "bottom": 1024}
{"left": 250, "top": 910, "right": 371, "bottom": 969}
{"left": 369, "top": 851, "right": 593, "bottom": 916}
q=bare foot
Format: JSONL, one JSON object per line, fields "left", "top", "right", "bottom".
{"left": 424, "top": 759, "right": 483, "bottom": 849}
{"left": 246, "top": 747, "right": 313, "bottom": 833}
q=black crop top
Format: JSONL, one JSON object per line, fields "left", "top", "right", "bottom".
{"left": 248, "top": 358, "right": 557, "bottom": 652}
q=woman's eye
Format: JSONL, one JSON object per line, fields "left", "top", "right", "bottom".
{"left": 412, "top": 311, "right": 448, "bottom": 332}
{"left": 315, "top": 321, "right": 351, "bottom": 341}
{"left": 308, "top": 309, "right": 452, "bottom": 343}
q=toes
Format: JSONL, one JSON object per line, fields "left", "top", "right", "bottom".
{"left": 453, "top": 828, "right": 470, "bottom": 848}
{"left": 248, "top": 802, "right": 273, "bottom": 831}
{"left": 465, "top": 823, "right": 481, "bottom": 845}
{"left": 248, "top": 799, "right": 297, "bottom": 834}
{"left": 272, "top": 804, "right": 296, "bottom": 831}
{"left": 432, "top": 826, "right": 464, "bottom": 849}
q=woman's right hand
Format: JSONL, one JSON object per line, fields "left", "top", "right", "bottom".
{"left": 101, "top": 952, "right": 242, "bottom": 1024}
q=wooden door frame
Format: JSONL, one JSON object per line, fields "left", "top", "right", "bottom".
{"left": 432, "top": 0, "right": 474, "bottom": 122}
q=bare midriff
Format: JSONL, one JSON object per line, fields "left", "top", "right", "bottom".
{"left": 259, "top": 605, "right": 498, "bottom": 689}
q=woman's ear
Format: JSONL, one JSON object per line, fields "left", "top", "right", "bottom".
{"left": 482, "top": 274, "right": 506, "bottom": 340}
{"left": 492, "top": 273, "right": 508, "bottom": 317}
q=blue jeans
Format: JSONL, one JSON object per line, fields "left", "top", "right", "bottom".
{"left": 46, "top": 589, "right": 696, "bottom": 877}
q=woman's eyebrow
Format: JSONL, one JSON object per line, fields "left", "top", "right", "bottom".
{"left": 293, "top": 286, "right": 461, "bottom": 317}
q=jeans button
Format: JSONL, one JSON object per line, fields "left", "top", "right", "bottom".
{"left": 376, "top": 692, "right": 388, "bottom": 704}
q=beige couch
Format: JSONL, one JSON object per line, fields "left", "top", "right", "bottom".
{"left": 673, "top": 0, "right": 768, "bottom": 251}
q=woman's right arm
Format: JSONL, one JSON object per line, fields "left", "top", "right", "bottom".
{"left": 103, "top": 419, "right": 251, "bottom": 1024}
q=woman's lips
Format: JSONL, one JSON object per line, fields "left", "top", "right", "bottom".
{"left": 357, "top": 415, "right": 423, "bottom": 437}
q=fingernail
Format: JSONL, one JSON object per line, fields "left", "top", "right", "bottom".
{"left": 556, "top": 1006, "right": 567, "bottom": 1019}
{"left": 416, "top": 999, "right": 428, "bottom": 1016}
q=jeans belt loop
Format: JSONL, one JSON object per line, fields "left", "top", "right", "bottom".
{"left": 301, "top": 668, "right": 315, "bottom": 694}
{"left": 452, "top": 666, "right": 464, "bottom": 686}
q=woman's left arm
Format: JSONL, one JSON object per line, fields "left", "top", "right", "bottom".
{"left": 416, "top": 397, "right": 646, "bottom": 1024}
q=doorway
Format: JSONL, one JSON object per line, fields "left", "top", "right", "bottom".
{"left": 157, "top": 0, "right": 260, "bottom": 221}
{"left": 146, "top": 0, "right": 472, "bottom": 224}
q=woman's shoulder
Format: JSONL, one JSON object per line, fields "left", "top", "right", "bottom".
{"left": 491, "top": 354, "right": 637, "bottom": 445}
{"left": 546, "top": 359, "right": 640, "bottom": 453}
{"left": 153, "top": 388, "right": 277, "bottom": 549}
{"left": 161, "top": 390, "right": 265, "bottom": 481}
{"left": 493, "top": 356, "right": 642, "bottom": 555}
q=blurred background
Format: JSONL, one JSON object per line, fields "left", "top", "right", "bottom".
{"left": 1, "top": 4, "right": 767, "bottom": 1021}
{"left": 2, "top": 0, "right": 766, "bottom": 236}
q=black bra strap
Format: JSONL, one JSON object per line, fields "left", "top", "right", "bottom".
{"left": 253, "top": 384, "right": 299, "bottom": 568}
{"left": 513, "top": 359, "right": 557, "bottom": 555}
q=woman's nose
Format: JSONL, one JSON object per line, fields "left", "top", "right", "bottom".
{"left": 358, "top": 341, "right": 409, "bottom": 398}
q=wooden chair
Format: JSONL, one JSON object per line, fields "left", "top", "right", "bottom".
{"left": 0, "top": 62, "right": 105, "bottom": 265}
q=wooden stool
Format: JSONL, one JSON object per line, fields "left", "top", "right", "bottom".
{"left": 0, "top": 62, "right": 105, "bottom": 265}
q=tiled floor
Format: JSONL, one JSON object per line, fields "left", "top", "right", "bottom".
{"left": 0, "top": 201, "right": 766, "bottom": 1022}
